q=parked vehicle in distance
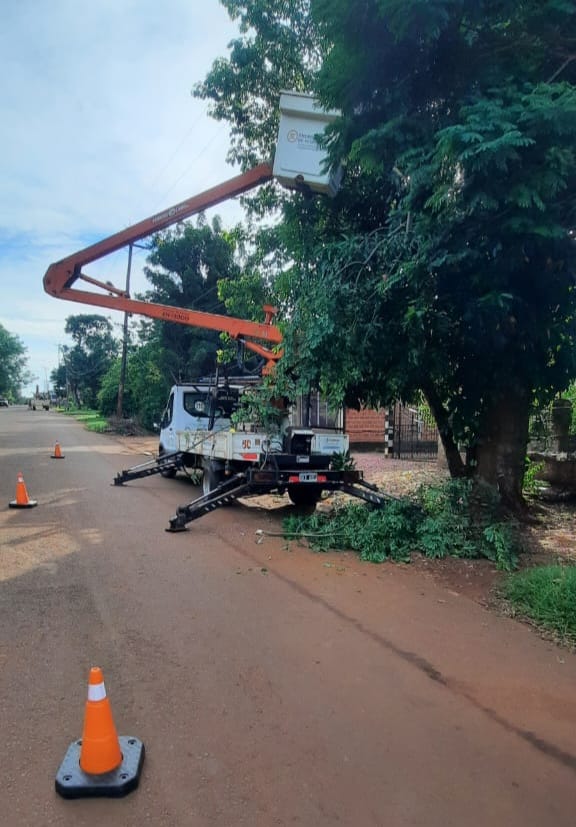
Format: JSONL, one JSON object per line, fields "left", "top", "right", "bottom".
{"left": 0, "top": 398, "right": 9, "bottom": 407}
{"left": 30, "top": 392, "right": 51, "bottom": 410}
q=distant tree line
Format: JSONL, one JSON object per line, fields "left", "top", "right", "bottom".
{"left": 0, "top": 323, "right": 29, "bottom": 400}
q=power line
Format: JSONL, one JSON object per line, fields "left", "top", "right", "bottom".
{"left": 144, "top": 112, "right": 206, "bottom": 192}
{"left": 152, "top": 124, "right": 229, "bottom": 207}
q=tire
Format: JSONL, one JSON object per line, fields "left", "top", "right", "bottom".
{"left": 158, "top": 446, "right": 177, "bottom": 478}
{"left": 181, "top": 453, "right": 202, "bottom": 484}
{"left": 287, "top": 484, "right": 321, "bottom": 509}
{"left": 202, "top": 459, "right": 224, "bottom": 496}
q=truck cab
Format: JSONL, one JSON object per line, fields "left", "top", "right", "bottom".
{"left": 159, "top": 377, "right": 260, "bottom": 457}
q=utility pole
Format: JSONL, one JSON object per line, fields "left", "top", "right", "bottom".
{"left": 116, "top": 243, "right": 133, "bottom": 419}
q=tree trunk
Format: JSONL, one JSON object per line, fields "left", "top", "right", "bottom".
{"left": 422, "top": 382, "right": 466, "bottom": 477}
{"left": 474, "top": 386, "right": 530, "bottom": 512}
{"left": 70, "top": 382, "right": 81, "bottom": 407}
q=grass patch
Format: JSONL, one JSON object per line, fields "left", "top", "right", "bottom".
{"left": 60, "top": 408, "right": 109, "bottom": 433}
{"left": 283, "top": 478, "right": 519, "bottom": 571}
{"left": 502, "top": 565, "right": 576, "bottom": 641}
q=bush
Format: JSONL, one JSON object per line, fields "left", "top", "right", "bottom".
{"left": 97, "top": 349, "right": 170, "bottom": 431}
{"left": 503, "top": 565, "right": 576, "bottom": 639}
{"left": 97, "top": 360, "right": 130, "bottom": 417}
{"left": 284, "top": 499, "right": 418, "bottom": 563}
{"left": 283, "top": 478, "right": 519, "bottom": 571}
{"left": 416, "top": 479, "right": 518, "bottom": 570}
{"left": 523, "top": 457, "right": 544, "bottom": 495}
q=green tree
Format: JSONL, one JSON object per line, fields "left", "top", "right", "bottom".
{"left": 198, "top": 0, "right": 576, "bottom": 510}
{"left": 195, "top": 0, "right": 321, "bottom": 170}
{"left": 0, "top": 324, "right": 29, "bottom": 399}
{"left": 63, "top": 314, "right": 118, "bottom": 407}
{"left": 310, "top": 0, "right": 576, "bottom": 509}
{"left": 124, "top": 343, "right": 171, "bottom": 430}
{"left": 97, "top": 359, "right": 131, "bottom": 417}
{"left": 97, "top": 340, "right": 171, "bottom": 431}
{"left": 141, "top": 217, "right": 245, "bottom": 380}
{"left": 50, "top": 364, "right": 66, "bottom": 398}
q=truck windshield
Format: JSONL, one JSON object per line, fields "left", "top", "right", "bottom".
{"left": 183, "top": 390, "right": 239, "bottom": 419}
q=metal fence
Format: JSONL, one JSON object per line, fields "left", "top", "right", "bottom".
{"left": 389, "top": 406, "right": 439, "bottom": 460}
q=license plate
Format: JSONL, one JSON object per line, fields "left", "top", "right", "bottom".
{"left": 298, "top": 472, "right": 317, "bottom": 482}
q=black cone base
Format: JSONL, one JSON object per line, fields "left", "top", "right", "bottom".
{"left": 55, "top": 735, "right": 145, "bottom": 799}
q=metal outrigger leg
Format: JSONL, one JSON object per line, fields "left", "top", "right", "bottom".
{"left": 113, "top": 452, "right": 184, "bottom": 485}
{"left": 165, "top": 470, "right": 398, "bottom": 533}
{"left": 166, "top": 473, "right": 252, "bottom": 532}
{"left": 340, "top": 478, "right": 400, "bottom": 507}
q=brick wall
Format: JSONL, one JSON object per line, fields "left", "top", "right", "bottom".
{"left": 345, "top": 408, "right": 387, "bottom": 448}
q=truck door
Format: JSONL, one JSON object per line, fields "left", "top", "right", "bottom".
{"left": 159, "top": 391, "right": 176, "bottom": 453}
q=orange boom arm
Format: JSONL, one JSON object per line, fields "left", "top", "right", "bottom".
{"left": 43, "top": 163, "right": 283, "bottom": 371}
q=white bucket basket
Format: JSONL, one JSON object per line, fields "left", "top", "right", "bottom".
{"left": 273, "top": 91, "right": 342, "bottom": 197}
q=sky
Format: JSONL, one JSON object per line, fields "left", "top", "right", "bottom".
{"left": 0, "top": 0, "right": 245, "bottom": 396}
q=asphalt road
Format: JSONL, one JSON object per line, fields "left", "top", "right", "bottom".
{"left": 1, "top": 406, "right": 575, "bottom": 826}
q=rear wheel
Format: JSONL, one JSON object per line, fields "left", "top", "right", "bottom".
{"left": 287, "top": 484, "right": 321, "bottom": 509}
{"left": 181, "top": 453, "right": 201, "bottom": 483}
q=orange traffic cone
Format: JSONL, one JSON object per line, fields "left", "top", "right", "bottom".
{"left": 55, "top": 666, "right": 145, "bottom": 799}
{"left": 51, "top": 441, "right": 65, "bottom": 459}
{"left": 9, "top": 472, "right": 38, "bottom": 509}
{"left": 80, "top": 667, "right": 123, "bottom": 775}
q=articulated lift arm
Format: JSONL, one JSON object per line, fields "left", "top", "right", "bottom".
{"left": 43, "top": 163, "right": 283, "bottom": 371}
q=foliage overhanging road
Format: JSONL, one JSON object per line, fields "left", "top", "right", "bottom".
{"left": 1, "top": 406, "right": 576, "bottom": 826}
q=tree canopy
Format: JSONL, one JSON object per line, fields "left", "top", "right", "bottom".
{"left": 196, "top": 0, "right": 576, "bottom": 508}
{"left": 140, "top": 216, "right": 253, "bottom": 380}
{"left": 195, "top": 0, "right": 321, "bottom": 169}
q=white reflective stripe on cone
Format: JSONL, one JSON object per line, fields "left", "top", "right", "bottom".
{"left": 87, "top": 683, "right": 107, "bottom": 702}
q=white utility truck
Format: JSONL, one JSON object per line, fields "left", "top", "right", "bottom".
{"left": 156, "top": 377, "right": 351, "bottom": 506}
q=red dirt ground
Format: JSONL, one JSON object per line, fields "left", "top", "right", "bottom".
{"left": 115, "top": 437, "right": 575, "bottom": 638}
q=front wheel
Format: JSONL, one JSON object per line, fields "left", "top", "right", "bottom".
{"left": 202, "top": 459, "right": 224, "bottom": 496}
{"left": 158, "top": 446, "right": 177, "bottom": 478}
{"left": 287, "top": 485, "right": 321, "bottom": 509}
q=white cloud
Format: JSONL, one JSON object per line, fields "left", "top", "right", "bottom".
{"left": 0, "top": 0, "right": 246, "bottom": 393}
